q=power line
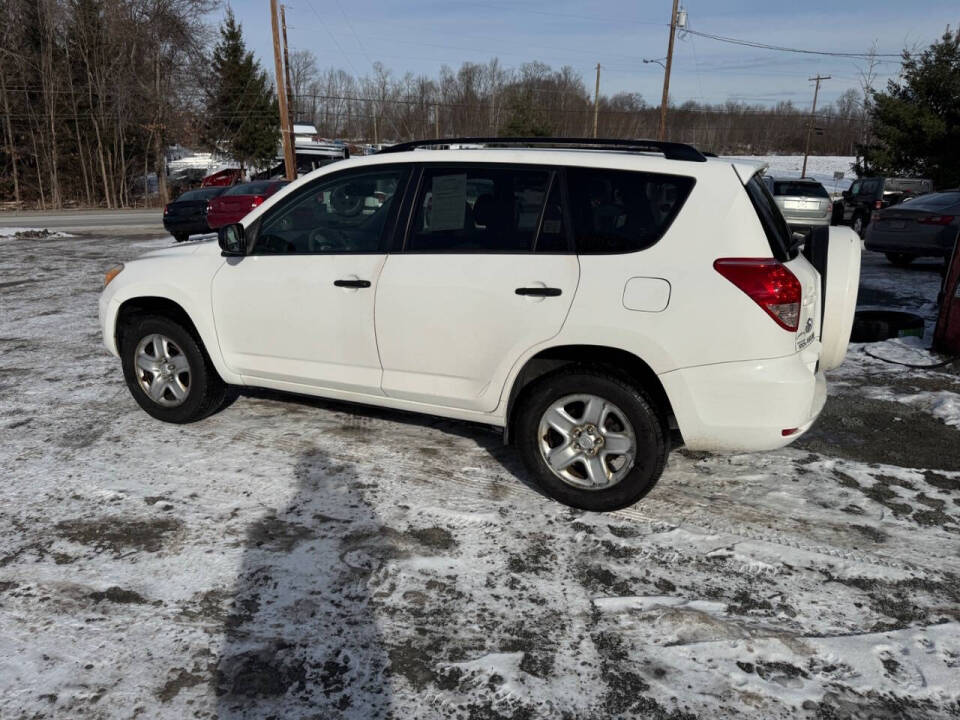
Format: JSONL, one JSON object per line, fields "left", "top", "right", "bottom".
{"left": 682, "top": 28, "right": 901, "bottom": 59}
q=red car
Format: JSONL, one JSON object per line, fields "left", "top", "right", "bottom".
{"left": 206, "top": 180, "right": 289, "bottom": 229}
{"left": 201, "top": 168, "right": 243, "bottom": 187}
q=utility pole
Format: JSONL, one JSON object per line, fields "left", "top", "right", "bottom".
{"left": 270, "top": 0, "right": 296, "bottom": 180}
{"left": 657, "top": 0, "right": 680, "bottom": 141}
{"left": 280, "top": 5, "right": 295, "bottom": 132}
{"left": 801, "top": 74, "right": 830, "bottom": 178}
{"left": 593, "top": 63, "right": 601, "bottom": 138}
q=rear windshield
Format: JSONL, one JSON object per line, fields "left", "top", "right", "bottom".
{"left": 223, "top": 181, "right": 275, "bottom": 196}
{"left": 900, "top": 192, "right": 960, "bottom": 209}
{"left": 745, "top": 174, "right": 795, "bottom": 260}
{"left": 773, "top": 181, "right": 829, "bottom": 199}
{"left": 176, "top": 188, "right": 223, "bottom": 202}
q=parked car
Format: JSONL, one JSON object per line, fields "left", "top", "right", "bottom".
{"left": 201, "top": 168, "right": 243, "bottom": 187}
{"left": 162, "top": 187, "right": 227, "bottom": 242}
{"left": 205, "top": 180, "right": 289, "bottom": 229}
{"left": 864, "top": 190, "right": 960, "bottom": 266}
{"left": 99, "top": 138, "right": 861, "bottom": 511}
{"left": 834, "top": 176, "right": 934, "bottom": 236}
{"left": 764, "top": 177, "right": 831, "bottom": 237}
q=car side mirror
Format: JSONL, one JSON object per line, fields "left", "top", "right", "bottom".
{"left": 841, "top": 190, "right": 851, "bottom": 200}
{"left": 218, "top": 223, "right": 246, "bottom": 256}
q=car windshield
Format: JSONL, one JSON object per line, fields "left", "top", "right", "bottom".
{"left": 899, "top": 192, "right": 960, "bottom": 209}
{"left": 223, "top": 182, "right": 275, "bottom": 197}
{"left": 176, "top": 188, "right": 223, "bottom": 202}
{"left": 773, "top": 182, "right": 829, "bottom": 199}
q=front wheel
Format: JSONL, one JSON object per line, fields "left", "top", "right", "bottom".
{"left": 515, "top": 370, "right": 667, "bottom": 511}
{"left": 120, "top": 315, "right": 227, "bottom": 423}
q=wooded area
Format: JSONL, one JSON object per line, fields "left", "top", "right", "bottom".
{"left": 0, "top": 1, "right": 879, "bottom": 209}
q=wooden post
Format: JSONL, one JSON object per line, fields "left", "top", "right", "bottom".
{"left": 657, "top": 0, "right": 679, "bottom": 141}
{"left": 280, "top": 5, "right": 295, "bottom": 130}
{"left": 802, "top": 75, "right": 830, "bottom": 178}
{"left": 593, "top": 63, "right": 600, "bottom": 138}
{"left": 270, "top": 0, "right": 296, "bottom": 180}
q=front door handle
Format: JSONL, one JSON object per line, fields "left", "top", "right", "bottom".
{"left": 516, "top": 287, "right": 562, "bottom": 297}
{"left": 334, "top": 279, "right": 371, "bottom": 288}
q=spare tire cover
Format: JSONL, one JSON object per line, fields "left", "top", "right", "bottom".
{"left": 820, "top": 226, "right": 862, "bottom": 370}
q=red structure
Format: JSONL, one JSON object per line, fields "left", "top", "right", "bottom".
{"left": 201, "top": 168, "right": 243, "bottom": 187}
{"left": 934, "top": 230, "right": 960, "bottom": 355}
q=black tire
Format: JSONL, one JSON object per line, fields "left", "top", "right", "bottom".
{"left": 852, "top": 213, "right": 866, "bottom": 238}
{"left": 173, "top": 233, "right": 189, "bottom": 243}
{"left": 514, "top": 369, "right": 668, "bottom": 512}
{"left": 120, "top": 315, "right": 226, "bottom": 423}
{"left": 885, "top": 252, "right": 915, "bottom": 267}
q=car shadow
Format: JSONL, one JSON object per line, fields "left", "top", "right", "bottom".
{"left": 214, "top": 449, "right": 394, "bottom": 717}
{"left": 234, "top": 386, "right": 544, "bottom": 496}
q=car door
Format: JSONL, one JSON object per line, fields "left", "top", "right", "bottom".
{"left": 211, "top": 165, "right": 409, "bottom": 394}
{"left": 374, "top": 164, "right": 579, "bottom": 412}
{"left": 844, "top": 180, "right": 861, "bottom": 222}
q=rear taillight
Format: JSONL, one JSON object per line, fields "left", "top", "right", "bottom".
{"left": 874, "top": 200, "right": 883, "bottom": 210}
{"left": 918, "top": 215, "right": 955, "bottom": 225}
{"left": 251, "top": 196, "right": 265, "bottom": 208}
{"left": 163, "top": 204, "right": 169, "bottom": 216}
{"left": 714, "top": 258, "right": 802, "bottom": 332}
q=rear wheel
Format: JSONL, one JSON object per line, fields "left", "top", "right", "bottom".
{"left": 120, "top": 315, "right": 226, "bottom": 423}
{"left": 886, "top": 252, "right": 915, "bottom": 267}
{"left": 515, "top": 370, "right": 667, "bottom": 511}
{"left": 852, "top": 214, "right": 866, "bottom": 237}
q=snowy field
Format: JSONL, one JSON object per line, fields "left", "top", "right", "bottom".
{"left": 1, "top": 230, "right": 959, "bottom": 719}
{"left": 725, "top": 155, "right": 857, "bottom": 193}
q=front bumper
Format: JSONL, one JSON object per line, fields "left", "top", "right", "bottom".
{"left": 98, "top": 290, "right": 121, "bottom": 357}
{"left": 660, "top": 351, "right": 826, "bottom": 453}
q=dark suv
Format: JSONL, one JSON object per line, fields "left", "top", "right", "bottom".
{"left": 834, "top": 177, "right": 933, "bottom": 236}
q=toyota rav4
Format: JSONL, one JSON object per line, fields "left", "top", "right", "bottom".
{"left": 99, "top": 138, "right": 861, "bottom": 511}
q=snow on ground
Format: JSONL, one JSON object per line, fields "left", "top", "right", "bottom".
{"left": 0, "top": 227, "right": 74, "bottom": 238}
{"left": 0, "top": 233, "right": 959, "bottom": 719}
{"left": 725, "top": 155, "right": 856, "bottom": 192}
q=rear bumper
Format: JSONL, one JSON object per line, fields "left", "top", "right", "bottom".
{"left": 660, "top": 351, "right": 826, "bottom": 452}
{"left": 864, "top": 228, "right": 955, "bottom": 257}
{"left": 163, "top": 217, "right": 210, "bottom": 235}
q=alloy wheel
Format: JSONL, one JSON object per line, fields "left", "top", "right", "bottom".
{"left": 134, "top": 333, "right": 191, "bottom": 407}
{"left": 537, "top": 393, "right": 637, "bottom": 490}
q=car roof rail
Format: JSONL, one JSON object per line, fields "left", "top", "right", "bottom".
{"left": 376, "top": 137, "right": 708, "bottom": 163}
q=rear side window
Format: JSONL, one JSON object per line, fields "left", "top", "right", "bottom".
{"left": 566, "top": 168, "right": 694, "bottom": 254}
{"left": 177, "top": 188, "right": 223, "bottom": 202}
{"left": 224, "top": 181, "right": 274, "bottom": 196}
{"left": 745, "top": 175, "right": 796, "bottom": 261}
{"left": 773, "top": 182, "right": 829, "bottom": 199}
{"left": 408, "top": 166, "right": 551, "bottom": 252}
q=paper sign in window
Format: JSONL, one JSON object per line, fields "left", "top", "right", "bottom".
{"left": 429, "top": 174, "right": 467, "bottom": 231}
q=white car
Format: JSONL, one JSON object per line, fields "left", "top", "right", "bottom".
{"left": 99, "top": 138, "right": 861, "bottom": 511}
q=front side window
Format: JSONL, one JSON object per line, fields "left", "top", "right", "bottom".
{"left": 254, "top": 168, "right": 406, "bottom": 254}
{"left": 849, "top": 180, "right": 861, "bottom": 195}
{"left": 566, "top": 168, "right": 694, "bottom": 254}
{"left": 408, "top": 166, "right": 551, "bottom": 252}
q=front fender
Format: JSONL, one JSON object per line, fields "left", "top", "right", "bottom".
{"left": 99, "top": 258, "right": 243, "bottom": 385}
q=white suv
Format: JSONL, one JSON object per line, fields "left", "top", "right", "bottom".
{"left": 99, "top": 138, "right": 861, "bottom": 511}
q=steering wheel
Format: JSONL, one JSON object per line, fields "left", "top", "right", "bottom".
{"left": 331, "top": 185, "right": 364, "bottom": 217}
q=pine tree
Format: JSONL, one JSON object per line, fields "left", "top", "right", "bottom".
{"left": 206, "top": 10, "right": 279, "bottom": 173}
{"left": 858, "top": 29, "right": 960, "bottom": 188}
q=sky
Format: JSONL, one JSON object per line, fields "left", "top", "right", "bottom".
{"left": 223, "top": 0, "right": 957, "bottom": 109}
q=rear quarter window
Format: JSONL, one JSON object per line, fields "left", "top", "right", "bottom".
{"left": 566, "top": 168, "right": 694, "bottom": 254}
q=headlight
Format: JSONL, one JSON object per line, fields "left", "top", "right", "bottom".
{"left": 104, "top": 263, "right": 124, "bottom": 288}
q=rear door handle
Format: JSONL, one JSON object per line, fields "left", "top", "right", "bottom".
{"left": 515, "top": 287, "right": 562, "bottom": 297}
{"left": 334, "top": 279, "right": 371, "bottom": 288}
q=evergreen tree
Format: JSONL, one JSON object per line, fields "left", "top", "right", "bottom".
{"left": 206, "top": 10, "right": 279, "bottom": 172}
{"left": 498, "top": 97, "right": 553, "bottom": 137}
{"left": 858, "top": 29, "right": 960, "bottom": 188}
